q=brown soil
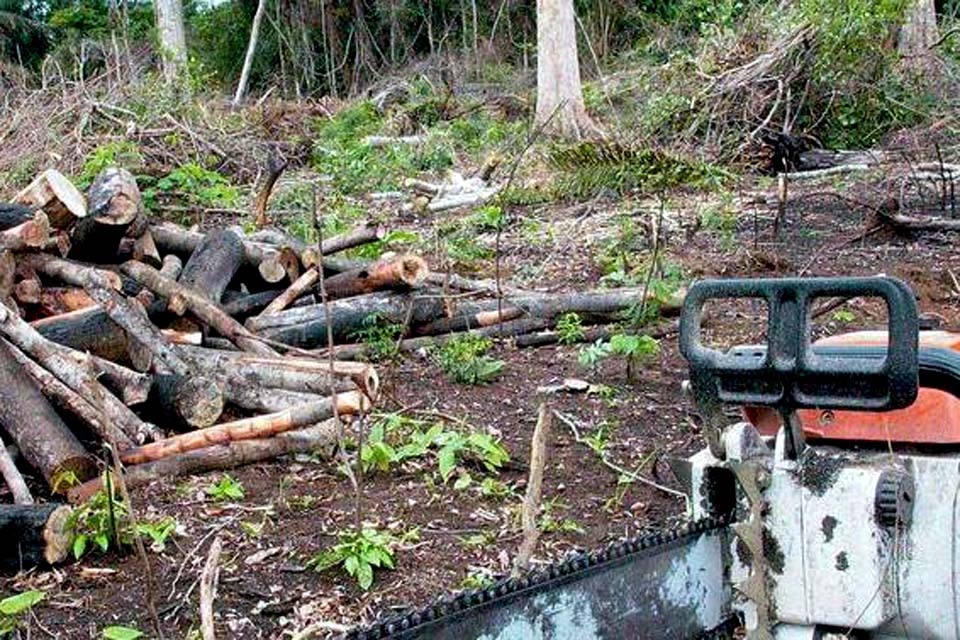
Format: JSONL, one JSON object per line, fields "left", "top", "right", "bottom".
{"left": 9, "top": 164, "right": 960, "bottom": 639}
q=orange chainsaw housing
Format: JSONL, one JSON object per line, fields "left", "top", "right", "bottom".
{"left": 743, "top": 331, "right": 960, "bottom": 444}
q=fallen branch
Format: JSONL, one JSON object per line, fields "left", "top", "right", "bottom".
{"left": 199, "top": 536, "right": 223, "bottom": 640}
{"left": 513, "top": 402, "right": 549, "bottom": 575}
{"left": 0, "top": 438, "right": 33, "bottom": 504}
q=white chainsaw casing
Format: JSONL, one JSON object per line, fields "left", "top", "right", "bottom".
{"left": 689, "top": 422, "right": 960, "bottom": 639}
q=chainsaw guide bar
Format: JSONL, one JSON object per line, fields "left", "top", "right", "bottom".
{"left": 344, "top": 515, "right": 738, "bottom": 640}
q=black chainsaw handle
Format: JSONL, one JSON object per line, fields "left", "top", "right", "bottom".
{"left": 679, "top": 277, "right": 919, "bottom": 412}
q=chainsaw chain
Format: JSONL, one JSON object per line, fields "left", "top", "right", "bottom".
{"left": 344, "top": 515, "right": 735, "bottom": 640}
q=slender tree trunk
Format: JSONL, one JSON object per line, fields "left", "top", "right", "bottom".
{"left": 534, "top": 0, "right": 599, "bottom": 139}
{"left": 898, "top": 0, "right": 938, "bottom": 74}
{"left": 233, "top": 0, "right": 268, "bottom": 105}
{"left": 155, "top": 0, "right": 187, "bottom": 83}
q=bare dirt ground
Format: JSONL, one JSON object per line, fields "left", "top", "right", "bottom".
{"left": 9, "top": 164, "right": 960, "bottom": 639}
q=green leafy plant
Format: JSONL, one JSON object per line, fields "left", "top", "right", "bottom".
{"left": 556, "top": 313, "right": 586, "bottom": 345}
{"left": 68, "top": 480, "right": 128, "bottom": 559}
{"left": 480, "top": 477, "right": 515, "bottom": 501}
{"left": 435, "top": 334, "right": 504, "bottom": 384}
{"left": 539, "top": 499, "right": 585, "bottom": 535}
{"left": 832, "top": 309, "right": 856, "bottom": 324}
{"left": 145, "top": 162, "right": 239, "bottom": 211}
{"left": 461, "top": 569, "right": 495, "bottom": 590}
{"left": 584, "top": 423, "right": 613, "bottom": 458}
{"left": 0, "top": 590, "right": 45, "bottom": 635}
{"left": 308, "top": 527, "right": 398, "bottom": 591}
{"left": 459, "top": 530, "right": 496, "bottom": 549}
{"left": 351, "top": 313, "right": 404, "bottom": 362}
{"left": 135, "top": 517, "right": 178, "bottom": 553}
{"left": 609, "top": 333, "right": 660, "bottom": 381}
{"left": 207, "top": 474, "right": 245, "bottom": 502}
{"left": 578, "top": 339, "right": 613, "bottom": 372}
{"left": 102, "top": 626, "right": 144, "bottom": 640}
{"left": 77, "top": 142, "right": 143, "bottom": 188}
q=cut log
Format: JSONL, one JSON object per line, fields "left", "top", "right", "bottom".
{"left": 0, "top": 211, "right": 50, "bottom": 250}
{"left": 70, "top": 167, "right": 142, "bottom": 261}
{"left": 323, "top": 254, "right": 429, "bottom": 299}
{"left": 119, "top": 392, "right": 369, "bottom": 465}
{"left": 0, "top": 503, "right": 74, "bottom": 570}
{"left": 13, "top": 169, "right": 87, "bottom": 229}
{"left": 177, "top": 345, "right": 378, "bottom": 397}
{"left": 179, "top": 229, "right": 245, "bottom": 303}
{"left": 122, "top": 261, "right": 276, "bottom": 356}
{"left": 876, "top": 208, "right": 960, "bottom": 232}
{"left": 5, "top": 340, "right": 134, "bottom": 449}
{"left": 1, "top": 305, "right": 158, "bottom": 445}
{"left": 19, "top": 253, "right": 122, "bottom": 291}
{"left": 149, "top": 373, "right": 224, "bottom": 430}
{"left": 222, "top": 289, "right": 318, "bottom": 319}
{"left": 257, "top": 268, "right": 318, "bottom": 317}
{"left": 68, "top": 421, "right": 337, "bottom": 503}
{"left": 415, "top": 307, "right": 524, "bottom": 336}
{"left": 300, "top": 223, "right": 387, "bottom": 267}
{"left": 84, "top": 285, "right": 190, "bottom": 375}
{"left": 132, "top": 227, "right": 162, "bottom": 268}
{"left": 248, "top": 291, "right": 447, "bottom": 346}
{"left": 0, "top": 437, "right": 33, "bottom": 504}
{"left": 92, "top": 356, "right": 153, "bottom": 406}
{"left": 218, "top": 383, "right": 331, "bottom": 413}
{"left": 34, "top": 307, "right": 144, "bottom": 369}
{"left": 151, "top": 224, "right": 292, "bottom": 285}
{"left": 0, "top": 339, "right": 95, "bottom": 491}
{"left": 136, "top": 253, "right": 183, "bottom": 307}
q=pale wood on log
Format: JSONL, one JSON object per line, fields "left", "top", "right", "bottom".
{"left": 323, "top": 254, "right": 429, "bottom": 299}
{"left": 1, "top": 304, "right": 158, "bottom": 444}
{"left": 300, "top": 222, "right": 387, "bottom": 267}
{"left": 149, "top": 373, "right": 225, "bottom": 430}
{"left": 151, "top": 224, "right": 291, "bottom": 284}
{"left": 414, "top": 307, "right": 524, "bottom": 336}
{"left": 5, "top": 340, "right": 134, "bottom": 449}
{"left": 0, "top": 503, "right": 73, "bottom": 570}
{"left": 0, "top": 437, "right": 33, "bottom": 504}
{"left": 68, "top": 421, "right": 337, "bottom": 503}
{"left": 122, "top": 260, "right": 276, "bottom": 356}
{"left": 179, "top": 228, "right": 245, "bottom": 303}
{"left": 0, "top": 339, "right": 95, "bottom": 490}
{"left": 13, "top": 169, "right": 87, "bottom": 229}
{"left": 257, "top": 268, "right": 318, "bottom": 317}
{"left": 120, "top": 392, "right": 369, "bottom": 464}
{"left": 0, "top": 211, "right": 50, "bottom": 250}
{"left": 70, "top": 167, "right": 142, "bottom": 261}
{"left": 38, "top": 287, "right": 97, "bottom": 315}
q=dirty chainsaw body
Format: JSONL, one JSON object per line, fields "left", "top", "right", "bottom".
{"left": 349, "top": 276, "right": 960, "bottom": 640}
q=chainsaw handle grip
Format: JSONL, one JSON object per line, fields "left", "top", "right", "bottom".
{"left": 679, "top": 277, "right": 919, "bottom": 411}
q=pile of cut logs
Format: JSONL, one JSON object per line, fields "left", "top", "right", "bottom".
{"left": 0, "top": 166, "right": 679, "bottom": 569}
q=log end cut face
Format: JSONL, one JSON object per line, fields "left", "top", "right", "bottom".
{"left": 42, "top": 504, "right": 74, "bottom": 565}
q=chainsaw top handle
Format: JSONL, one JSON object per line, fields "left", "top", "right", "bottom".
{"left": 679, "top": 277, "right": 919, "bottom": 414}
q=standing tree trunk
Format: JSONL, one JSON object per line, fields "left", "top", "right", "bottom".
{"left": 898, "top": 0, "right": 938, "bottom": 73}
{"left": 534, "top": 0, "right": 599, "bottom": 139}
{"left": 155, "top": 0, "right": 187, "bottom": 83}
{"left": 233, "top": 0, "right": 268, "bottom": 105}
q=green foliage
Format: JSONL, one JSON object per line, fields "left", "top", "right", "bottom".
{"left": 308, "top": 527, "right": 398, "bottom": 591}
{"left": 578, "top": 334, "right": 660, "bottom": 380}
{"left": 459, "top": 530, "right": 496, "bottom": 549}
{"left": 360, "top": 413, "right": 510, "bottom": 483}
{"left": 832, "top": 309, "right": 856, "bottom": 323}
{"left": 699, "top": 196, "right": 738, "bottom": 250}
{"left": 584, "top": 423, "right": 613, "bottom": 457}
{"left": 146, "top": 162, "right": 239, "bottom": 210}
{"left": 68, "top": 476, "right": 176, "bottom": 559}
{"left": 539, "top": 499, "right": 585, "bottom": 535}
{"left": 207, "top": 474, "right": 245, "bottom": 502}
{"left": 556, "top": 313, "right": 586, "bottom": 345}
{"left": 435, "top": 334, "right": 504, "bottom": 384}
{"left": 77, "top": 142, "right": 143, "bottom": 189}
{"left": 480, "top": 477, "right": 515, "bottom": 500}
{"left": 578, "top": 339, "right": 613, "bottom": 371}
{"left": 461, "top": 569, "right": 495, "bottom": 590}
{"left": 351, "top": 313, "right": 404, "bottom": 362}
{"left": 0, "top": 590, "right": 45, "bottom": 634}
{"left": 101, "top": 626, "right": 144, "bottom": 640}
{"left": 548, "top": 142, "right": 728, "bottom": 201}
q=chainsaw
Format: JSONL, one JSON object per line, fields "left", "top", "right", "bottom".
{"left": 346, "top": 276, "right": 960, "bottom": 639}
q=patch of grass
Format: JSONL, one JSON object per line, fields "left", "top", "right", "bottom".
{"left": 435, "top": 334, "right": 504, "bottom": 384}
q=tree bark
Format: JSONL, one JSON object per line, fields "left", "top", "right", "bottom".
{"left": 232, "top": 0, "right": 268, "bottom": 105}
{"left": 534, "top": 0, "right": 599, "bottom": 139}
{"left": 0, "top": 503, "right": 73, "bottom": 570}
{"left": 0, "top": 340, "right": 95, "bottom": 491}
{"left": 13, "top": 169, "right": 87, "bottom": 230}
{"left": 898, "top": 0, "right": 938, "bottom": 72}
{"left": 0, "top": 437, "right": 33, "bottom": 504}
{"left": 68, "top": 421, "right": 337, "bottom": 503}
{"left": 300, "top": 223, "right": 387, "bottom": 267}
{"left": 19, "top": 253, "right": 122, "bottom": 291}
{"left": 155, "top": 0, "right": 187, "bottom": 83}
{"left": 179, "top": 229, "right": 245, "bottom": 303}
{"left": 38, "top": 288, "right": 97, "bottom": 316}
{"left": 251, "top": 145, "right": 288, "bottom": 228}
{"left": 33, "top": 307, "right": 145, "bottom": 370}
{"left": 149, "top": 373, "right": 225, "bottom": 430}
{"left": 119, "top": 392, "right": 369, "bottom": 465}
{"left": 5, "top": 340, "right": 136, "bottom": 449}
{"left": 122, "top": 260, "right": 276, "bottom": 356}
{"left": 257, "top": 268, "right": 319, "bottom": 317}
{"left": 70, "top": 167, "right": 142, "bottom": 262}
{"left": 323, "top": 254, "right": 429, "bottom": 299}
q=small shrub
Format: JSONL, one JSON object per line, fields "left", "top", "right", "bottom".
{"left": 435, "top": 334, "right": 504, "bottom": 384}
{"left": 207, "top": 474, "right": 245, "bottom": 502}
{"left": 77, "top": 142, "right": 143, "bottom": 188}
{"left": 351, "top": 313, "right": 404, "bottom": 362}
{"left": 308, "top": 527, "right": 398, "bottom": 591}
{"left": 556, "top": 312, "right": 586, "bottom": 345}
{"left": 145, "top": 162, "right": 239, "bottom": 211}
